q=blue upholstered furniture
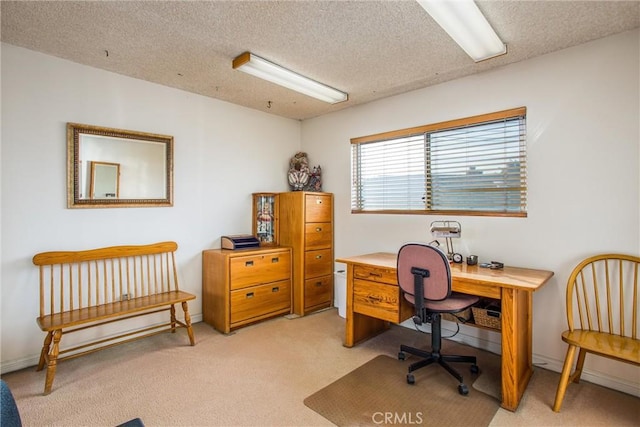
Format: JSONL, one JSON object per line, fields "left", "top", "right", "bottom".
{"left": 1, "top": 379, "right": 22, "bottom": 427}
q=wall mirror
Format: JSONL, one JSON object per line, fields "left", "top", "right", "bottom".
{"left": 67, "top": 123, "right": 173, "bottom": 208}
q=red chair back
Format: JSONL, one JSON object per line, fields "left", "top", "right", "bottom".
{"left": 397, "top": 243, "right": 451, "bottom": 302}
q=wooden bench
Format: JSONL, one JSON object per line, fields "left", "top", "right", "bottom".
{"left": 32, "top": 241, "right": 196, "bottom": 394}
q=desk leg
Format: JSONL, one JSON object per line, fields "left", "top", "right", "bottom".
{"left": 344, "top": 265, "right": 389, "bottom": 347}
{"left": 500, "top": 287, "right": 534, "bottom": 411}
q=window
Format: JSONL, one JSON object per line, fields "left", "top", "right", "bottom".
{"left": 351, "top": 107, "right": 527, "bottom": 217}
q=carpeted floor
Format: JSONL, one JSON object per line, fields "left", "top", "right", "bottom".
{"left": 2, "top": 308, "right": 638, "bottom": 426}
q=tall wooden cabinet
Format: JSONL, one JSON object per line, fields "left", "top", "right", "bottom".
{"left": 279, "top": 191, "right": 334, "bottom": 316}
{"left": 202, "top": 247, "right": 292, "bottom": 333}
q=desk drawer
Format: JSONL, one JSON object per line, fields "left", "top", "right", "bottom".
{"left": 229, "top": 251, "right": 291, "bottom": 290}
{"left": 353, "top": 279, "right": 402, "bottom": 323}
{"left": 230, "top": 279, "right": 291, "bottom": 323}
{"left": 354, "top": 265, "right": 397, "bottom": 285}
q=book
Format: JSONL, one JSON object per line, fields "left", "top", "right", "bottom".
{"left": 221, "top": 234, "right": 260, "bottom": 250}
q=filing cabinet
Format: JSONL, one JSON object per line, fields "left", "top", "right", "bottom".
{"left": 279, "top": 191, "right": 334, "bottom": 316}
{"left": 202, "top": 247, "right": 292, "bottom": 333}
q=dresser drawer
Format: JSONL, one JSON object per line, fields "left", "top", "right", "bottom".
{"left": 304, "top": 275, "right": 333, "bottom": 309}
{"left": 305, "top": 222, "right": 332, "bottom": 250}
{"left": 353, "top": 278, "right": 403, "bottom": 323}
{"left": 305, "top": 194, "right": 332, "bottom": 222}
{"left": 354, "top": 265, "right": 397, "bottom": 285}
{"left": 230, "top": 279, "right": 291, "bottom": 324}
{"left": 304, "top": 248, "right": 333, "bottom": 278}
{"left": 229, "top": 251, "right": 291, "bottom": 290}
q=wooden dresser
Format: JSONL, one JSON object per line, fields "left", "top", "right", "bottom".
{"left": 202, "top": 247, "right": 292, "bottom": 333}
{"left": 279, "top": 191, "right": 334, "bottom": 316}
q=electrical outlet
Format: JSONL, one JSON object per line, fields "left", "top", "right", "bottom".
{"left": 121, "top": 293, "right": 130, "bottom": 301}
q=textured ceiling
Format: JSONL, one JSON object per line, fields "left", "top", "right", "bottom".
{"left": 1, "top": 1, "right": 638, "bottom": 120}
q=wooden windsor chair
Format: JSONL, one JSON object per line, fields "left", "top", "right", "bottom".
{"left": 552, "top": 254, "right": 639, "bottom": 412}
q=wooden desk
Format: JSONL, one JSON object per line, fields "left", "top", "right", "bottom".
{"left": 336, "top": 252, "right": 554, "bottom": 412}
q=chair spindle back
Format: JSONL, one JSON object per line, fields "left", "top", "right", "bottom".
{"left": 566, "top": 254, "right": 639, "bottom": 339}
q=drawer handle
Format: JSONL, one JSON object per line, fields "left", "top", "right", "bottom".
{"left": 369, "top": 272, "right": 382, "bottom": 277}
{"left": 316, "top": 199, "right": 323, "bottom": 204}
{"left": 246, "top": 292, "right": 254, "bottom": 298}
{"left": 271, "top": 257, "right": 279, "bottom": 263}
{"left": 315, "top": 255, "right": 322, "bottom": 259}
{"left": 315, "top": 227, "right": 322, "bottom": 232}
{"left": 315, "top": 281, "right": 323, "bottom": 287}
{"left": 245, "top": 261, "right": 254, "bottom": 267}
{"left": 367, "top": 295, "right": 382, "bottom": 303}
{"left": 272, "top": 287, "right": 280, "bottom": 292}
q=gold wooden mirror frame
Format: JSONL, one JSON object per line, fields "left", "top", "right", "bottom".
{"left": 67, "top": 123, "right": 174, "bottom": 208}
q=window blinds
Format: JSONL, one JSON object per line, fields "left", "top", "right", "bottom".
{"left": 351, "top": 108, "right": 527, "bottom": 216}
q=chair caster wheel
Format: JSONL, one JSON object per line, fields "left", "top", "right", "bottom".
{"left": 458, "top": 384, "right": 469, "bottom": 395}
{"left": 407, "top": 373, "right": 415, "bottom": 385}
{"left": 398, "top": 352, "right": 406, "bottom": 360}
{"left": 470, "top": 364, "right": 479, "bottom": 374}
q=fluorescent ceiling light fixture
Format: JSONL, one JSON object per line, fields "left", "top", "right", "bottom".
{"left": 417, "top": 0, "right": 506, "bottom": 62}
{"left": 232, "top": 52, "right": 348, "bottom": 104}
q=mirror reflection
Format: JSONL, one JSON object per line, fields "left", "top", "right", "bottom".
{"left": 89, "top": 161, "right": 120, "bottom": 199}
{"left": 67, "top": 123, "right": 173, "bottom": 208}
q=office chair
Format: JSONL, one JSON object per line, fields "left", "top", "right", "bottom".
{"left": 397, "top": 243, "right": 480, "bottom": 395}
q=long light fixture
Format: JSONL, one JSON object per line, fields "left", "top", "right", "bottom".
{"left": 416, "top": 0, "right": 506, "bottom": 62}
{"left": 232, "top": 52, "right": 348, "bottom": 104}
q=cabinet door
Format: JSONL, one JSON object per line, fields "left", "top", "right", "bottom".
{"left": 305, "top": 222, "right": 332, "bottom": 250}
{"left": 252, "top": 193, "right": 279, "bottom": 246}
{"left": 229, "top": 251, "right": 291, "bottom": 290}
{"left": 305, "top": 194, "right": 332, "bottom": 222}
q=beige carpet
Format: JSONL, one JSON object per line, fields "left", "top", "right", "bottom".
{"left": 304, "top": 354, "right": 499, "bottom": 427}
{"left": 2, "top": 309, "right": 638, "bottom": 426}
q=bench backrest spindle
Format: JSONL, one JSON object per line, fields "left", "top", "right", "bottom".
{"left": 33, "top": 242, "right": 181, "bottom": 318}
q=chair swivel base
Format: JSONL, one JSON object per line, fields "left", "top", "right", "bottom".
{"left": 398, "top": 344, "right": 479, "bottom": 395}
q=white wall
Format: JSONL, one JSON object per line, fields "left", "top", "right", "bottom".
{"left": 1, "top": 44, "right": 300, "bottom": 372}
{"left": 302, "top": 29, "right": 640, "bottom": 395}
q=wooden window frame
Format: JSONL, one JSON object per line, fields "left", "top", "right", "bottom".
{"left": 350, "top": 107, "right": 527, "bottom": 217}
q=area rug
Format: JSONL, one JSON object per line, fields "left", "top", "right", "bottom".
{"left": 304, "top": 354, "right": 500, "bottom": 427}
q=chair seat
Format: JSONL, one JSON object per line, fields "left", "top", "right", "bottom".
{"left": 561, "top": 329, "right": 640, "bottom": 364}
{"left": 405, "top": 292, "right": 479, "bottom": 313}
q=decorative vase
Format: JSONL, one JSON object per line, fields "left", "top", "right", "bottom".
{"left": 288, "top": 170, "right": 310, "bottom": 191}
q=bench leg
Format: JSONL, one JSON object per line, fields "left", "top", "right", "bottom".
{"left": 44, "top": 329, "right": 62, "bottom": 395}
{"left": 182, "top": 301, "right": 195, "bottom": 346}
{"left": 170, "top": 305, "right": 177, "bottom": 333}
{"left": 37, "top": 331, "right": 53, "bottom": 371}
{"left": 552, "top": 344, "right": 578, "bottom": 412}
